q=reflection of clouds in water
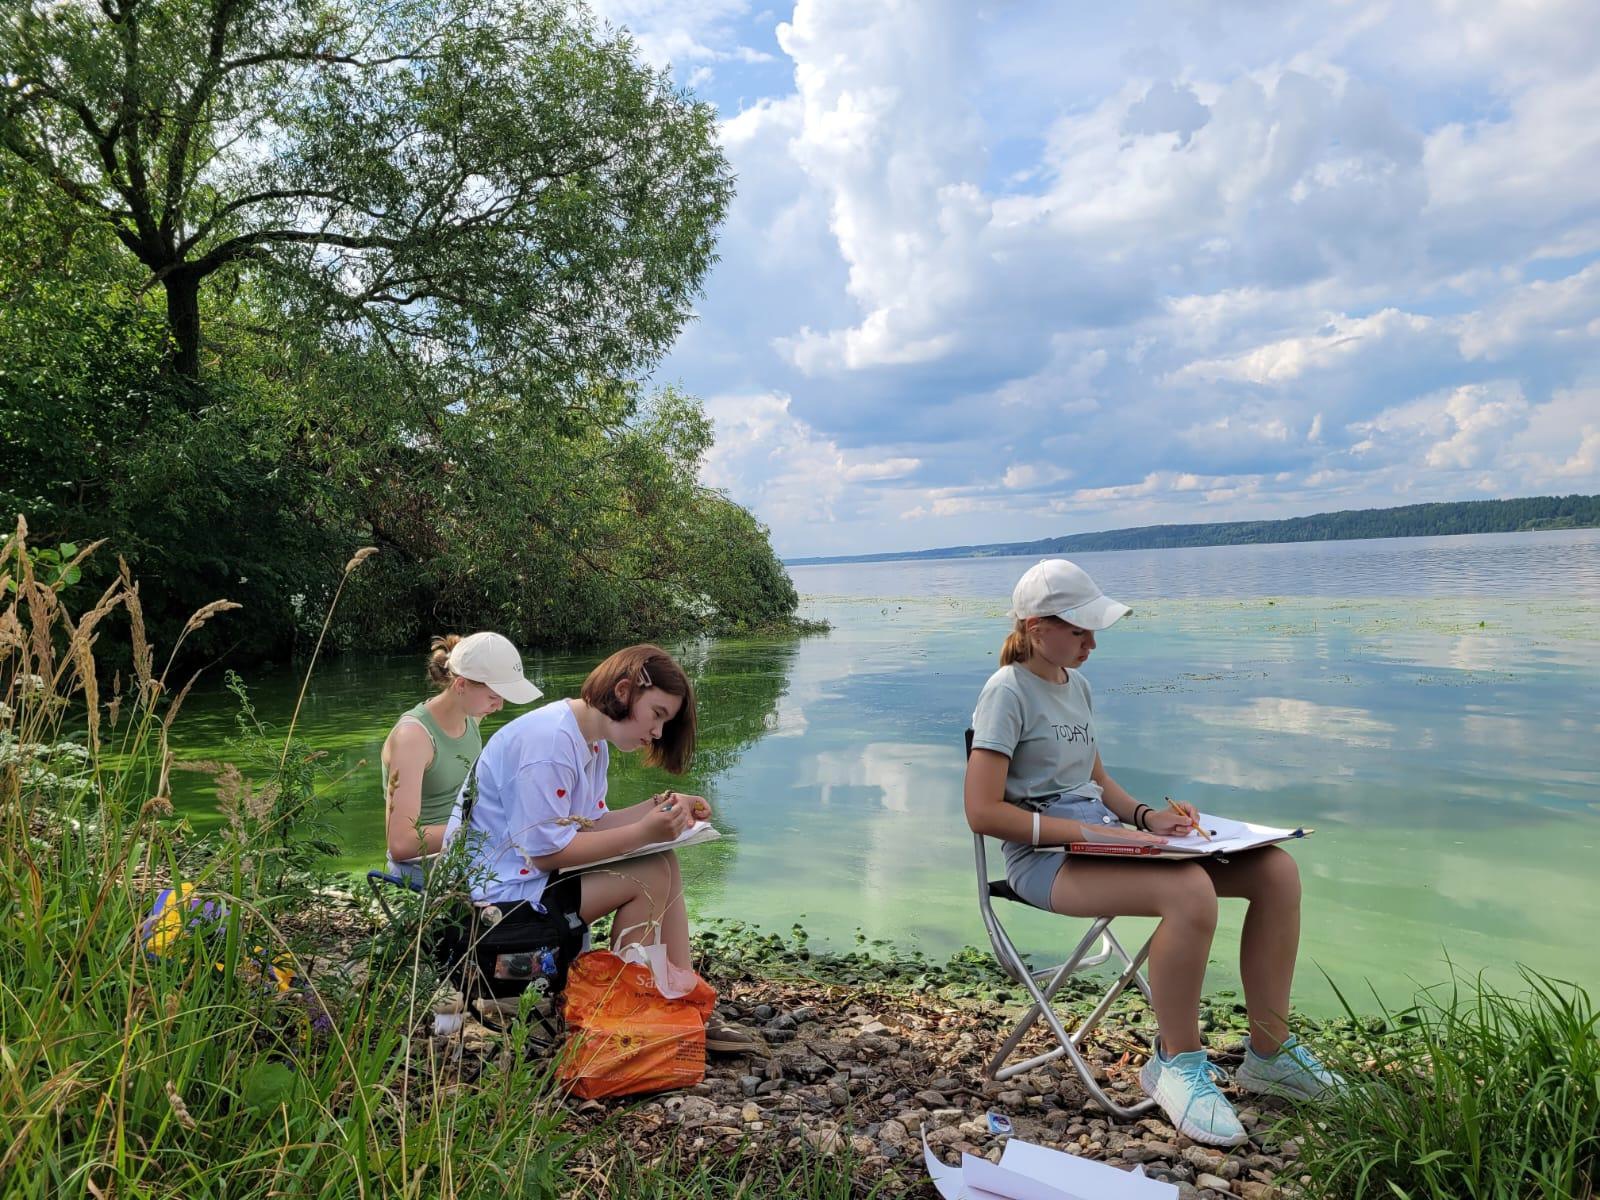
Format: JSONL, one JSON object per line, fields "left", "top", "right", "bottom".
{"left": 1194, "top": 697, "right": 1395, "bottom": 748}
{"left": 765, "top": 652, "right": 853, "bottom": 738}
{"left": 798, "top": 742, "right": 953, "bottom": 815}
{"left": 1368, "top": 628, "right": 1516, "bottom": 673}
{"left": 1184, "top": 752, "right": 1295, "bottom": 793}
{"left": 1459, "top": 712, "right": 1524, "bottom": 756}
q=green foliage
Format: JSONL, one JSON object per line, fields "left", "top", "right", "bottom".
{"left": 584, "top": 1139, "right": 909, "bottom": 1199}
{"left": 1286, "top": 969, "right": 1600, "bottom": 1200}
{"left": 0, "top": 0, "right": 800, "bottom": 666}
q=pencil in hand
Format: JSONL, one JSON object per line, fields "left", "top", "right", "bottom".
{"left": 1166, "top": 795, "right": 1210, "bottom": 841}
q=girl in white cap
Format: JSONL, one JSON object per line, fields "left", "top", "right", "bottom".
{"left": 382, "top": 632, "right": 542, "bottom": 879}
{"left": 964, "top": 559, "right": 1337, "bottom": 1147}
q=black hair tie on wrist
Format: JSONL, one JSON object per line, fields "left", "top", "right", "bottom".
{"left": 1133, "top": 803, "right": 1151, "bottom": 831}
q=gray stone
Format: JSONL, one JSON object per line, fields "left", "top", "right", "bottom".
{"left": 1196, "top": 1173, "right": 1234, "bottom": 1194}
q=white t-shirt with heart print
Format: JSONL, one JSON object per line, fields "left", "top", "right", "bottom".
{"left": 445, "top": 700, "right": 610, "bottom": 908}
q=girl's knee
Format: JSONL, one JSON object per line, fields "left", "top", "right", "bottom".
{"left": 1254, "top": 846, "right": 1302, "bottom": 902}
{"left": 1162, "top": 865, "right": 1219, "bottom": 928}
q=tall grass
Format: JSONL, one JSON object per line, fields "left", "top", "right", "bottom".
{"left": 0, "top": 520, "right": 577, "bottom": 1198}
{"left": 1289, "top": 968, "right": 1599, "bottom": 1200}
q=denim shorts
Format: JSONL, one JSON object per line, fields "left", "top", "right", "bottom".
{"left": 1002, "top": 793, "right": 1124, "bottom": 910}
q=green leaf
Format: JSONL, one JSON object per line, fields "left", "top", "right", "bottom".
{"left": 241, "top": 1061, "right": 299, "bottom": 1114}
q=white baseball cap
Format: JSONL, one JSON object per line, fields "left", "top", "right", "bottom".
{"left": 1006, "top": 559, "right": 1131, "bottom": 631}
{"left": 447, "top": 632, "right": 543, "bottom": 704}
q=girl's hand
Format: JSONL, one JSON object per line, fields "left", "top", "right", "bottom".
{"left": 1146, "top": 804, "right": 1198, "bottom": 837}
{"left": 656, "top": 791, "right": 712, "bottom": 822}
{"left": 642, "top": 796, "right": 691, "bottom": 843}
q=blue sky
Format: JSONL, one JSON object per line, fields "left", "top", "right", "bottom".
{"left": 590, "top": 0, "right": 1600, "bottom": 558}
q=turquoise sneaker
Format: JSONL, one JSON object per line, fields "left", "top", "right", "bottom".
{"left": 1235, "top": 1034, "right": 1342, "bottom": 1101}
{"left": 1139, "top": 1046, "right": 1248, "bottom": 1147}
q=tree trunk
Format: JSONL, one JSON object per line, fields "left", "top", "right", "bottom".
{"left": 163, "top": 266, "right": 205, "bottom": 381}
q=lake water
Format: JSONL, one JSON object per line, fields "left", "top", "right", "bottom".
{"left": 168, "top": 530, "right": 1600, "bottom": 1014}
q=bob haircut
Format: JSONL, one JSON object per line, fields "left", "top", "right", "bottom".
{"left": 580, "top": 644, "right": 697, "bottom": 774}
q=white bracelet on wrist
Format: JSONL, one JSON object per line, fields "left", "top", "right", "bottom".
{"left": 1031, "top": 811, "right": 1041, "bottom": 847}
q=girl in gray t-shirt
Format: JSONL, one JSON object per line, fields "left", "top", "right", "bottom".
{"left": 964, "top": 558, "right": 1339, "bottom": 1148}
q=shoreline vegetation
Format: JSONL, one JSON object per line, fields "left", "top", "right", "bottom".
{"left": 4, "top": 527, "right": 1597, "bottom": 1199}
{"left": 1, "top": 0, "right": 808, "bottom": 673}
{"left": 785, "top": 493, "right": 1600, "bottom": 566}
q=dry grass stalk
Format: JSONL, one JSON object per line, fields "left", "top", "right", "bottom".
{"left": 1, "top": 514, "right": 23, "bottom": 562}
{"left": 108, "top": 671, "right": 123, "bottom": 730}
{"left": 22, "top": 571, "right": 56, "bottom": 691}
{"left": 150, "top": 749, "right": 174, "bottom": 816}
{"left": 344, "top": 546, "right": 378, "bottom": 574}
{"left": 181, "top": 599, "right": 242, "bottom": 637}
{"left": 161, "top": 672, "right": 201, "bottom": 735}
{"left": 119, "top": 558, "right": 154, "bottom": 695}
{"left": 164, "top": 1081, "right": 197, "bottom": 1131}
{"left": 63, "top": 578, "right": 128, "bottom": 754}
{"left": 278, "top": 546, "right": 376, "bottom": 771}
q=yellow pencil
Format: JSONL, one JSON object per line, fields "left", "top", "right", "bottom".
{"left": 1166, "top": 795, "right": 1210, "bottom": 841}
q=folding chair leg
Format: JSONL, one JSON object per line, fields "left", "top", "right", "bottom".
{"left": 1070, "top": 929, "right": 1153, "bottom": 1047}
{"left": 984, "top": 917, "right": 1157, "bottom": 1120}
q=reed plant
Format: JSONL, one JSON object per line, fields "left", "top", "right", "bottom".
{"left": 1288, "top": 968, "right": 1599, "bottom": 1200}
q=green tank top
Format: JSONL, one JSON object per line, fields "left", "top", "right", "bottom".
{"left": 392, "top": 701, "right": 482, "bottom": 826}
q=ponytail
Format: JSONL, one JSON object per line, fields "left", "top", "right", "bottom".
{"left": 999, "top": 619, "right": 1032, "bottom": 665}
{"left": 425, "top": 634, "right": 463, "bottom": 689}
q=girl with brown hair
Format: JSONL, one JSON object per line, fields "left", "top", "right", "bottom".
{"left": 446, "top": 643, "right": 754, "bottom": 1051}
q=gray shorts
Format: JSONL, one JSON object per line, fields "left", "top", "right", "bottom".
{"left": 1002, "top": 793, "right": 1125, "bottom": 910}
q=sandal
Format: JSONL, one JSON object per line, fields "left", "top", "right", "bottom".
{"left": 704, "top": 1021, "right": 765, "bottom": 1056}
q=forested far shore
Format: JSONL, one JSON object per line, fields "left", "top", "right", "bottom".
{"left": 787, "top": 494, "right": 1600, "bottom": 566}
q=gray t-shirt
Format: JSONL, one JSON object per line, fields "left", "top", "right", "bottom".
{"left": 970, "top": 663, "right": 1103, "bottom": 803}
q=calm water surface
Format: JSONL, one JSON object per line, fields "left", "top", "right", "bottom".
{"left": 169, "top": 530, "right": 1600, "bottom": 1013}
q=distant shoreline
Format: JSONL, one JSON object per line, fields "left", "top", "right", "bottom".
{"left": 784, "top": 493, "right": 1599, "bottom": 567}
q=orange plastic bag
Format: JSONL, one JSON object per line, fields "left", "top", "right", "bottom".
{"left": 558, "top": 949, "right": 717, "bottom": 1100}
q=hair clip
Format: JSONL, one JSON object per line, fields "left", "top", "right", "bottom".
{"left": 638, "top": 665, "right": 653, "bottom": 689}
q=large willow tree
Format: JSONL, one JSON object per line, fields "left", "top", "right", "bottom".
{"left": 0, "top": 0, "right": 730, "bottom": 385}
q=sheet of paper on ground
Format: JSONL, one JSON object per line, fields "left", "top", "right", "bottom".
{"left": 923, "top": 1126, "right": 1177, "bottom": 1200}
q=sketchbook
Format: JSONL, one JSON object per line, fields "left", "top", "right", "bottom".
{"left": 580, "top": 820, "right": 721, "bottom": 870}
{"left": 1060, "top": 813, "right": 1313, "bottom": 861}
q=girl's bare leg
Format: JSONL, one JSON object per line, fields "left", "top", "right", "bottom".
{"left": 1199, "top": 847, "right": 1302, "bottom": 1055}
{"left": 577, "top": 850, "right": 692, "bottom": 968}
{"left": 1050, "top": 860, "right": 1219, "bottom": 1053}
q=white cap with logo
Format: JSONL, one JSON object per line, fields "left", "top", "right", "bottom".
{"left": 447, "top": 632, "right": 543, "bottom": 704}
{"left": 1007, "top": 559, "right": 1132, "bottom": 631}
